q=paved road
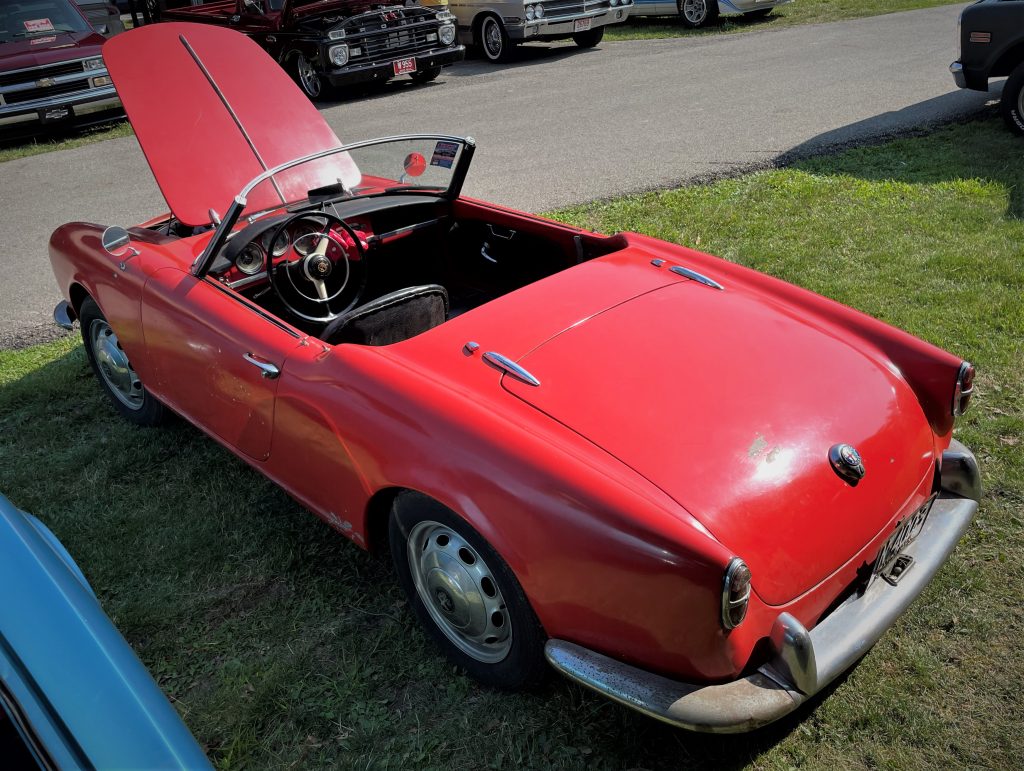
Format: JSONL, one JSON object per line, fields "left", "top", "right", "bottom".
{"left": 0, "top": 3, "right": 993, "bottom": 347}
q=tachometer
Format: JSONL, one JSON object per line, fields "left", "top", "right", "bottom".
{"left": 235, "top": 243, "right": 266, "bottom": 276}
{"left": 262, "top": 229, "right": 290, "bottom": 258}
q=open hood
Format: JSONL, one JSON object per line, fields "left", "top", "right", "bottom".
{"left": 103, "top": 23, "right": 358, "bottom": 227}
{"left": 500, "top": 278, "right": 937, "bottom": 605}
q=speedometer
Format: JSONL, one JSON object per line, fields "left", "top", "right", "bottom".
{"left": 262, "top": 229, "right": 290, "bottom": 258}
{"left": 235, "top": 243, "right": 266, "bottom": 276}
{"left": 291, "top": 222, "right": 322, "bottom": 256}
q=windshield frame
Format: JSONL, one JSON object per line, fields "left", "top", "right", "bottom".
{"left": 192, "top": 133, "right": 475, "bottom": 278}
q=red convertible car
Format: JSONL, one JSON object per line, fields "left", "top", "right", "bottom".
{"left": 49, "top": 23, "right": 981, "bottom": 732}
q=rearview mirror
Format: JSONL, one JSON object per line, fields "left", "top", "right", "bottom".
{"left": 101, "top": 226, "right": 133, "bottom": 257}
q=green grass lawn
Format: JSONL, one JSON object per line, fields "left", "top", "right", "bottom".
{"left": 1, "top": 115, "right": 1022, "bottom": 769}
{"left": 606, "top": 0, "right": 964, "bottom": 41}
{"left": 0, "top": 120, "right": 132, "bottom": 164}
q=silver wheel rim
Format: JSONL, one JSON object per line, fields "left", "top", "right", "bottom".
{"left": 407, "top": 520, "right": 512, "bottom": 663}
{"left": 1018, "top": 87, "right": 1024, "bottom": 123}
{"left": 483, "top": 19, "right": 502, "bottom": 60}
{"left": 90, "top": 320, "right": 144, "bottom": 409}
{"left": 682, "top": 0, "right": 708, "bottom": 23}
{"left": 296, "top": 54, "right": 321, "bottom": 98}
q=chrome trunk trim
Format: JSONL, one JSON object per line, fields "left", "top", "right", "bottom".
{"left": 482, "top": 351, "right": 540, "bottom": 386}
{"left": 669, "top": 265, "right": 724, "bottom": 290}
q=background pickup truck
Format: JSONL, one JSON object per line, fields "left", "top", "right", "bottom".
{"left": 950, "top": 0, "right": 1024, "bottom": 134}
{"left": 163, "top": 0, "right": 464, "bottom": 100}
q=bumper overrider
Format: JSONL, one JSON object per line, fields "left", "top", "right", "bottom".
{"left": 509, "top": 1, "right": 633, "bottom": 41}
{"left": 324, "top": 45, "right": 465, "bottom": 87}
{"left": 546, "top": 440, "right": 980, "bottom": 733}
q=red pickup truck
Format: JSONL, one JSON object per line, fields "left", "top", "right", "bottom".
{"left": 162, "top": 0, "right": 464, "bottom": 100}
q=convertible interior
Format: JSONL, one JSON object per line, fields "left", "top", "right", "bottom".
{"left": 144, "top": 190, "right": 629, "bottom": 347}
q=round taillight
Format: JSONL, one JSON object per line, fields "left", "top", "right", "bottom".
{"left": 721, "top": 558, "right": 752, "bottom": 630}
{"left": 953, "top": 361, "right": 975, "bottom": 417}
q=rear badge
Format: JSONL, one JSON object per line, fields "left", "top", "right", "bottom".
{"left": 829, "top": 443, "right": 865, "bottom": 485}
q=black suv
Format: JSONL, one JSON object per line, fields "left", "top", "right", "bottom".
{"left": 951, "top": 0, "right": 1024, "bottom": 134}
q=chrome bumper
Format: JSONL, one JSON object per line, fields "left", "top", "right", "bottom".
{"left": 510, "top": 4, "right": 633, "bottom": 39}
{"left": 950, "top": 61, "right": 967, "bottom": 89}
{"left": 545, "top": 440, "right": 979, "bottom": 733}
{"left": 53, "top": 301, "right": 76, "bottom": 330}
{"left": 0, "top": 86, "right": 120, "bottom": 128}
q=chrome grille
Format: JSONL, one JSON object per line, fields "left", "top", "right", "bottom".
{"left": 4, "top": 79, "right": 92, "bottom": 104}
{"left": 541, "top": 0, "right": 611, "bottom": 18}
{"left": 340, "top": 8, "right": 446, "bottom": 63}
{"left": 359, "top": 23, "right": 436, "bottom": 60}
{"left": 0, "top": 60, "right": 86, "bottom": 88}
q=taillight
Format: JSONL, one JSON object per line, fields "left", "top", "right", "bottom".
{"left": 953, "top": 362, "right": 975, "bottom": 417}
{"left": 721, "top": 558, "right": 751, "bottom": 630}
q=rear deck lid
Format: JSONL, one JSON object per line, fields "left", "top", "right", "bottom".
{"left": 103, "top": 23, "right": 357, "bottom": 227}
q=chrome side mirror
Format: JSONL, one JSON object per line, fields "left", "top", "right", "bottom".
{"left": 101, "top": 226, "right": 137, "bottom": 259}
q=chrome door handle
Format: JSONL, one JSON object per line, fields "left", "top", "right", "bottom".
{"left": 243, "top": 353, "right": 280, "bottom": 379}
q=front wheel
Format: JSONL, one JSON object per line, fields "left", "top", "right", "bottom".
{"left": 478, "top": 15, "right": 513, "bottom": 63}
{"left": 572, "top": 27, "right": 605, "bottom": 48}
{"left": 678, "top": 0, "right": 719, "bottom": 28}
{"left": 1000, "top": 61, "right": 1024, "bottom": 136}
{"left": 389, "top": 493, "right": 547, "bottom": 689}
{"left": 410, "top": 65, "right": 442, "bottom": 84}
{"left": 79, "top": 298, "right": 166, "bottom": 427}
{"left": 289, "top": 51, "right": 336, "bottom": 101}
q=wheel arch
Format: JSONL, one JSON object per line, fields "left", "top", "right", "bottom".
{"left": 68, "top": 282, "right": 91, "bottom": 318}
{"left": 472, "top": 10, "right": 503, "bottom": 46}
{"left": 991, "top": 43, "right": 1024, "bottom": 79}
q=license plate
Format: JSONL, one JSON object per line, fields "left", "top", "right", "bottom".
{"left": 574, "top": 17, "right": 592, "bottom": 32}
{"left": 873, "top": 495, "right": 935, "bottom": 579}
{"left": 393, "top": 57, "right": 417, "bottom": 76}
{"left": 39, "top": 105, "right": 71, "bottom": 123}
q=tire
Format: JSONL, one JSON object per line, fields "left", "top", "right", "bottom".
{"left": 1000, "top": 61, "right": 1024, "bottom": 136}
{"left": 572, "top": 27, "right": 605, "bottom": 48}
{"left": 677, "top": 0, "right": 719, "bottom": 28}
{"left": 288, "top": 51, "right": 336, "bottom": 101}
{"left": 389, "top": 492, "right": 547, "bottom": 689}
{"left": 478, "top": 15, "right": 513, "bottom": 63}
{"left": 743, "top": 7, "right": 773, "bottom": 19}
{"left": 79, "top": 298, "right": 166, "bottom": 427}
{"left": 410, "top": 65, "right": 442, "bottom": 84}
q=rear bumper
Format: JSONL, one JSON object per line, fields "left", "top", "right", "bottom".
{"left": 545, "top": 440, "right": 979, "bottom": 733}
{"left": 325, "top": 46, "right": 465, "bottom": 86}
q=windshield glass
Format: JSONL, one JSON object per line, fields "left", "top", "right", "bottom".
{"left": 242, "top": 135, "right": 469, "bottom": 213}
{"left": 0, "top": 0, "right": 90, "bottom": 43}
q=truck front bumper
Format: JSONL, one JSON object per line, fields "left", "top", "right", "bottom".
{"left": 949, "top": 61, "right": 989, "bottom": 91}
{"left": 546, "top": 440, "right": 980, "bottom": 733}
{"left": 325, "top": 45, "right": 465, "bottom": 87}
{"left": 0, "top": 85, "right": 121, "bottom": 132}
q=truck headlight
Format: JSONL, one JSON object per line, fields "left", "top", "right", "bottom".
{"left": 439, "top": 22, "right": 456, "bottom": 45}
{"left": 721, "top": 558, "right": 751, "bottom": 630}
{"left": 83, "top": 57, "right": 104, "bottom": 71}
{"left": 329, "top": 44, "right": 349, "bottom": 67}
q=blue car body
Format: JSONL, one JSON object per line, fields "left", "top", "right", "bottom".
{"left": 0, "top": 494, "right": 211, "bottom": 770}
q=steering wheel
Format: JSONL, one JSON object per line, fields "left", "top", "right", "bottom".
{"left": 265, "top": 212, "right": 368, "bottom": 323}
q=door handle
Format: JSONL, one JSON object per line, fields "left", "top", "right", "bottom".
{"left": 243, "top": 352, "right": 280, "bottom": 379}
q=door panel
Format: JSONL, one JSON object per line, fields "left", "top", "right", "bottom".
{"left": 141, "top": 269, "right": 303, "bottom": 460}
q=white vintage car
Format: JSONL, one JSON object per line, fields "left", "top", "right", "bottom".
{"left": 631, "top": 0, "right": 790, "bottom": 28}
{"left": 449, "top": 0, "right": 633, "bottom": 61}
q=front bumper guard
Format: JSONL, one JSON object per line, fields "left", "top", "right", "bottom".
{"left": 545, "top": 440, "right": 979, "bottom": 733}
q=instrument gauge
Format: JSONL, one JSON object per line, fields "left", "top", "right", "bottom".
{"left": 262, "top": 229, "right": 290, "bottom": 258}
{"left": 235, "top": 243, "right": 266, "bottom": 276}
{"left": 291, "top": 222, "right": 323, "bottom": 257}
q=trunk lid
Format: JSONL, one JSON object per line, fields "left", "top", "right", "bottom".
{"left": 500, "top": 277, "right": 937, "bottom": 605}
{"left": 102, "top": 23, "right": 358, "bottom": 227}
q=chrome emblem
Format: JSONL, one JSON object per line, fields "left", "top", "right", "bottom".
{"left": 36, "top": 77, "right": 56, "bottom": 87}
{"left": 829, "top": 443, "right": 865, "bottom": 485}
{"left": 435, "top": 588, "right": 454, "bottom": 613}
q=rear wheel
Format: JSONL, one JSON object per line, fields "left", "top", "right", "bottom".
{"left": 573, "top": 27, "right": 605, "bottom": 48}
{"left": 410, "top": 65, "right": 443, "bottom": 84}
{"left": 79, "top": 298, "right": 166, "bottom": 427}
{"left": 1000, "top": 61, "right": 1024, "bottom": 136}
{"left": 389, "top": 493, "right": 547, "bottom": 689}
{"left": 478, "top": 15, "right": 513, "bottom": 63}
{"left": 678, "top": 0, "right": 718, "bottom": 28}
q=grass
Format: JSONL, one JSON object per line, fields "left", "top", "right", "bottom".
{"left": 1, "top": 115, "right": 1022, "bottom": 769}
{"left": 0, "top": 120, "right": 132, "bottom": 164}
{"left": 606, "top": 0, "right": 964, "bottom": 41}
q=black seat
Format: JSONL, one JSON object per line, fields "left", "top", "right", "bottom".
{"left": 321, "top": 285, "right": 449, "bottom": 346}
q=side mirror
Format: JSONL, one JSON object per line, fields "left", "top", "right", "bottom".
{"left": 401, "top": 152, "right": 427, "bottom": 182}
{"left": 101, "top": 226, "right": 137, "bottom": 259}
{"left": 242, "top": 0, "right": 264, "bottom": 14}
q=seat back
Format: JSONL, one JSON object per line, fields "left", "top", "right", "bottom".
{"left": 321, "top": 285, "right": 449, "bottom": 346}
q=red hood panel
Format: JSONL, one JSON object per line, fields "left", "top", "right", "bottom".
{"left": 103, "top": 24, "right": 355, "bottom": 227}
{"left": 502, "top": 281, "right": 936, "bottom": 605}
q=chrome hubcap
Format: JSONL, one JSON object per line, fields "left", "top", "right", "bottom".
{"left": 297, "top": 55, "right": 321, "bottom": 97}
{"left": 91, "top": 320, "right": 144, "bottom": 409}
{"left": 407, "top": 520, "right": 512, "bottom": 663}
{"left": 683, "top": 0, "right": 707, "bottom": 22}
{"left": 484, "top": 20, "right": 502, "bottom": 58}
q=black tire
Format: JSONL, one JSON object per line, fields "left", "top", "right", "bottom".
{"left": 478, "top": 15, "right": 513, "bottom": 63}
{"left": 743, "top": 7, "right": 773, "bottom": 19}
{"left": 677, "top": 0, "right": 719, "bottom": 28}
{"left": 572, "top": 27, "right": 605, "bottom": 48}
{"left": 410, "top": 65, "right": 442, "bottom": 84}
{"left": 389, "top": 492, "right": 548, "bottom": 689}
{"left": 1001, "top": 61, "right": 1024, "bottom": 136}
{"left": 79, "top": 297, "right": 166, "bottom": 427}
{"left": 288, "top": 51, "right": 337, "bottom": 101}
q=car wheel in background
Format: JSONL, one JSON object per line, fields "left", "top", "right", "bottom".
{"left": 1000, "top": 62, "right": 1024, "bottom": 136}
{"left": 478, "top": 15, "right": 513, "bottom": 63}
{"left": 678, "top": 0, "right": 718, "bottom": 28}
{"left": 410, "top": 65, "right": 443, "bottom": 84}
{"left": 79, "top": 298, "right": 166, "bottom": 426}
{"left": 289, "top": 52, "right": 336, "bottom": 101}
{"left": 572, "top": 27, "right": 605, "bottom": 48}
{"left": 389, "top": 492, "right": 548, "bottom": 689}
